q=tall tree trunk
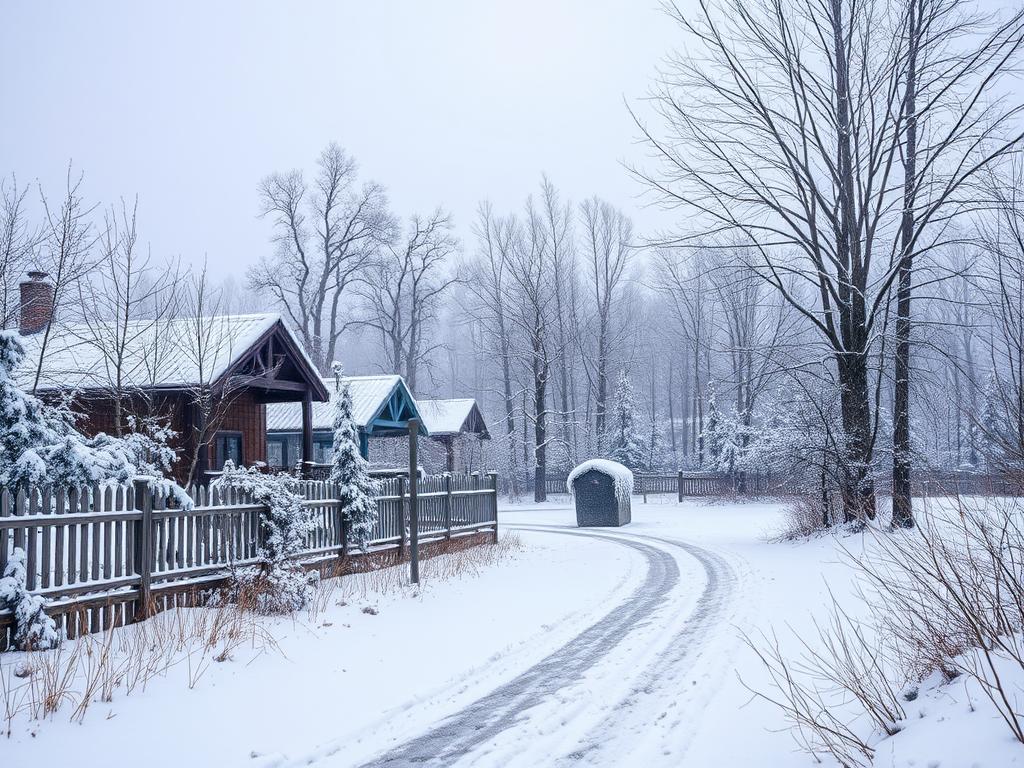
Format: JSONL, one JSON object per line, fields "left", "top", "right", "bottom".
{"left": 892, "top": 0, "right": 919, "bottom": 529}
{"left": 831, "top": 0, "right": 877, "bottom": 524}
{"left": 533, "top": 331, "right": 548, "bottom": 503}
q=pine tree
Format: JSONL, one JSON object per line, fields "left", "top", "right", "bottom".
{"left": 329, "top": 365, "right": 380, "bottom": 550}
{"left": 608, "top": 371, "right": 647, "bottom": 470}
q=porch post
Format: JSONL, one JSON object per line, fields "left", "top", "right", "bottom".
{"left": 301, "top": 389, "right": 313, "bottom": 476}
{"left": 444, "top": 436, "right": 456, "bottom": 474}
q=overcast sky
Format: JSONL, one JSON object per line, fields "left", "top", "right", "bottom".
{"left": 1, "top": 2, "right": 680, "bottom": 279}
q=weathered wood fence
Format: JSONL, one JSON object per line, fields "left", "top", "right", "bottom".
{"left": 533, "top": 469, "right": 1021, "bottom": 501}
{"left": 0, "top": 472, "right": 499, "bottom": 649}
{"left": 531, "top": 471, "right": 772, "bottom": 499}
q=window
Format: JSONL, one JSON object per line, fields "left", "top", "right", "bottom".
{"left": 267, "top": 438, "right": 286, "bottom": 468}
{"left": 314, "top": 438, "right": 333, "bottom": 465}
{"left": 214, "top": 432, "right": 243, "bottom": 470}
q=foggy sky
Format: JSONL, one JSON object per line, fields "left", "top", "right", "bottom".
{"left": 1, "top": 2, "right": 680, "bottom": 279}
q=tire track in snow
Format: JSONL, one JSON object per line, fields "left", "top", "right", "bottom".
{"left": 359, "top": 526, "right": 733, "bottom": 768}
{"left": 357, "top": 529, "right": 679, "bottom": 767}
{"left": 545, "top": 528, "right": 738, "bottom": 765}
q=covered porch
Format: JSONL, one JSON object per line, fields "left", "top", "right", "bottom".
{"left": 265, "top": 374, "right": 427, "bottom": 471}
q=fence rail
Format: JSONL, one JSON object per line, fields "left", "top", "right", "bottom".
{"left": 0, "top": 472, "right": 499, "bottom": 648}
{"left": 528, "top": 469, "right": 1021, "bottom": 501}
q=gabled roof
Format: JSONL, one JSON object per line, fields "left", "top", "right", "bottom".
{"left": 16, "top": 313, "right": 328, "bottom": 401}
{"left": 266, "top": 374, "right": 426, "bottom": 435}
{"left": 417, "top": 398, "right": 490, "bottom": 438}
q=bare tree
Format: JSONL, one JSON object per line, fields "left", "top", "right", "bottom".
{"left": 0, "top": 175, "right": 37, "bottom": 329}
{"left": 177, "top": 265, "right": 246, "bottom": 487}
{"left": 466, "top": 203, "right": 523, "bottom": 495}
{"left": 250, "top": 143, "right": 395, "bottom": 372}
{"left": 506, "top": 201, "right": 557, "bottom": 502}
{"left": 74, "top": 198, "right": 182, "bottom": 435}
{"left": 356, "top": 210, "right": 460, "bottom": 391}
{"left": 580, "top": 197, "right": 634, "bottom": 451}
{"left": 636, "top": 0, "right": 1024, "bottom": 522}
{"left": 33, "top": 164, "right": 99, "bottom": 393}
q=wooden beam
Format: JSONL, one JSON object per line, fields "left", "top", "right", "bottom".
{"left": 301, "top": 390, "right": 313, "bottom": 475}
{"left": 227, "top": 375, "right": 307, "bottom": 393}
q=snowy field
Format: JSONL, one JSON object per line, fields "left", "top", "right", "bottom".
{"left": 4, "top": 496, "right": 1022, "bottom": 767}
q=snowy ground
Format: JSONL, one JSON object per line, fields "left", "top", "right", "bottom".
{"left": 4, "top": 496, "right": 1023, "bottom": 767}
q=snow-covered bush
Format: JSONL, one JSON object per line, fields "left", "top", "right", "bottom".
{"left": 0, "top": 332, "right": 190, "bottom": 507}
{"left": 213, "top": 462, "right": 317, "bottom": 614}
{"left": 0, "top": 548, "right": 61, "bottom": 651}
{"left": 701, "top": 386, "right": 760, "bottom": 475}
{"left": 329, "top": 365, "right": 380, "bottom": 550}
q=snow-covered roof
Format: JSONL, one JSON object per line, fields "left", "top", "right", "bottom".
{"left": 567, "top": 459, "right": 635, "bottom": 504}
{"left": 416, "top": 398, "right": 489, "bottom": 437}
{"left": 267, "top": 375, "right": 424, "bottom": 434}
{"left": 16, "top": 313, "right": 300, "bottom": 393}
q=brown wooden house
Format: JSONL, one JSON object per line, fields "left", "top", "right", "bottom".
{"left": 15, "top": 273, "right": 329, "bottom": 485}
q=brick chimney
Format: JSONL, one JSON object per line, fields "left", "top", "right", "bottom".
{"left": 19, "top": 271, "right": 54, "bottom": 335}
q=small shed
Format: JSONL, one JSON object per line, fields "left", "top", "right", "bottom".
{"left": 416, "top": 398, "right": 490, "bottom": 473}
{"left": 567, "top": 459, "right": 633, "bottom": 527}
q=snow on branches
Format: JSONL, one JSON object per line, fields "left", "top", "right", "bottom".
{"left": 329, "top": 364, "right": 380, "bottom": 550}
{"left": 0, "top": 331, "right": 190, "bottom": 506}
{"left": 213, "top": 461, "right": 318, "bottom": 614}
{"left": 0, "top": 548, "right": 60, "bottom": 651}
{"left": 607, "top": 371, "right": 648, "bottom": 471}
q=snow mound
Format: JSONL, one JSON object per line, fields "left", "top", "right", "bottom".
{"left": 567, "top": 459, "right": 634, "bottom": 505}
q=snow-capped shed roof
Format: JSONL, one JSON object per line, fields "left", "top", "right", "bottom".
{"left": 16, "top": 313, "right": 328, "bottom": 401}
{"left": 416, "top": 398, "right": 490, "bottom": 438}
{"left": 567, "top": 459, "right": 634, "bottom": 504}
{"left": 266, "top": 374, "right": 426, "bottom": 435}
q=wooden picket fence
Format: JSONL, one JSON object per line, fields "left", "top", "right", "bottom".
{"left": 0, "top": 472, "right": 499, "bottom": 649}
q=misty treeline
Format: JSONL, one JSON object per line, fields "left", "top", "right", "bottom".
{"left": 6, "top": 0, "right": 1024, "bottom": 523}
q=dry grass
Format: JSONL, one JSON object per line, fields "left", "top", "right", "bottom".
{"left": 749, "top": 495, "right": 1024, "bottom": 765}
{"left": 1, "top": 533, "right": 521, "bottom": 736}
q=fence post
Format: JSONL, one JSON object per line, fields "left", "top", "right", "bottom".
{"left": 408, "top": 418, "right": 420, "bottom": 585}
{"left": 397, "top": 475, "right": 407, "bottom": 558}
{"left": 133, "top": 479, "right": 153, "bottom": 621}
{"left": 677, "top": 470, "right": 683, "bottom": 503}
{"left": 334, "top": 481, "right": 348, "bottom": 567}
{"left": 444, "top": 473, "right": 453, "bottom": 540}
{"left": 487, "top": 472, "right": 499, "bottom": 543}
{"left": 640, "top": 475, "right": 647, "bottom": 504}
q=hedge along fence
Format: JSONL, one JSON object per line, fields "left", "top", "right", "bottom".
{"left": 0, "top": 472, "right": 499, "bottom": 649}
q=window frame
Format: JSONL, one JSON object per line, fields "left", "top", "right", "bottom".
{"left": 213, "top": 430, "right": 244, "bottom": 470}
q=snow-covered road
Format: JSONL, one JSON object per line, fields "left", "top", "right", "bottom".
{"left": 360, "top": 524, "right": 738, "bottom": 767}
{"left": 6, "top": 499, "right": 828, "bottom": 768}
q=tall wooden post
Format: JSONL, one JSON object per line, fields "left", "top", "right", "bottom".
{"left": 443, "top": 472, "right": 453, "bottom": 540}
{"left": 677, "top": 470, "right": 684, "bottom": 503}
{"left": 397, "top": 475, "right": 407, "bottom": 557}
{"left": 408, "top": 418, "right": 420, "bottom": 584}
{"left": 301, "top": 389, "right": 314, "bottom": 478}
{"left": 487, "top": 471, "right": 499, "bottom": 543}
{"left": 133, "top": 479, "right": 154, "bottom": 621}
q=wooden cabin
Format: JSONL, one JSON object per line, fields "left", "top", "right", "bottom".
{"left": 14, "top": 273, "right": 329, "bottom": 485}
{"left": 265, "top": 375, "right": 426, "bottom": 468}
{"left": 416, "top": 399, "right": 490, "bottom": 473}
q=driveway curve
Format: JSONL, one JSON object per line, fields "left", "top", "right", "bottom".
{"left": 360, "top": 526, "right": 735, "bottom": 767}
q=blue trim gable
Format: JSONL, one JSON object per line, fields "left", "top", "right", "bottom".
{"left": 364, "top": 378, "right": 428, "bottom": 437}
